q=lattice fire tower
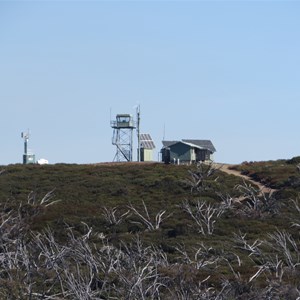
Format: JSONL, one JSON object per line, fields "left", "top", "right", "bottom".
{"left": 111, "top": 114, "right": 136, "bottom": 162}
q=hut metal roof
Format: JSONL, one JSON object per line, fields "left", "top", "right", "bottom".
{"left": 182, "top": 139, "right": 216, "bottom": 152}
{"left": 162, "top": 139, "right": 216, "bottom": 153}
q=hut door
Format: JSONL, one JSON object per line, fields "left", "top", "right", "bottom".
{"left": 196, "top": 149, "right": 206, "bottom": 161}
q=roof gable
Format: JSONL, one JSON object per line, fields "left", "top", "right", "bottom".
{"left": 162, "top": 141, "right": 178, "bottom": 148}
{"left": 182, "top": 139, "right": 216, "bottom": 152}
{"left": 162, "top": 139, "right": 216, "bottom": 153}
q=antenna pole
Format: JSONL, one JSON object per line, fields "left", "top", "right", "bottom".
{"left": 21, "top": 129, "right": 35, "bottom": 164}
{"left": 136, "top": 105, "right": 140, "bottom": 162}
{"left": 24, "top": 136, "right": 28, "bottom": 155}
{"left": 22, "top": 130, "right": 29, "bottom": 155}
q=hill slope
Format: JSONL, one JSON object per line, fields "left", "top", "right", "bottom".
{"left": 0, "top": 160, "right": 300, "bottom": 299}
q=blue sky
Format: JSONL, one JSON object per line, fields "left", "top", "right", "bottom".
{"left": 1, "top": 1, "right": 300, "bottom": 165}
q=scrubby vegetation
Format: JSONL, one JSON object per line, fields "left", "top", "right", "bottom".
{"left": 0, "top": 160, "right": 300, "bottom": 299}
{"left": 232, "top": 157, "right": 300, "bottom": 191}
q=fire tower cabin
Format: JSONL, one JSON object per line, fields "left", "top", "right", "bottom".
{"left": 111, "top": 114, "right": 135, "bottom": 128}
{"left": 161, "top": 139, "right": 216, "bottom": 164}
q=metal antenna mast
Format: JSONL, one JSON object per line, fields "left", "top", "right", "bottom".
{"left": 136, "top": 105, "right": 141, "bottom": 162}
{"left": 22, "top": 130, "right": 29, "bottom": 156}
{"left": 21, "top": 129, "right": 35, "bottom": 164}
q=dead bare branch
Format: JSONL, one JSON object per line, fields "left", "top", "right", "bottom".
{"left": 233, "top": 231, "right": 262, "bottom": 257}
{"left": 185, "top": 162, "right": 221, "bottom": 194}
{"left": 127, "top": 200, "right": 171, "bottom": 231}
{"left": 181, "top": 199, "right": 223, "bottom": 235}
{"left": 267, "top": 229, "right": 300, "bottom": 270}
{"left": 101, "top": 206, "right": 129, "bottom": 226}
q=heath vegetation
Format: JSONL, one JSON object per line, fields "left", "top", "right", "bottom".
{"left": 0, "top": 159, "right": 300, "bottom": 299}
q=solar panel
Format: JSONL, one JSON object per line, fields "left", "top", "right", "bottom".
{"left": 140, "top": 133, "right": 155, "bottom": 149}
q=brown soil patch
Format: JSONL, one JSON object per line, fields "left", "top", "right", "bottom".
{"left": 216, "top": 163, "right": 277, "bottom": 194}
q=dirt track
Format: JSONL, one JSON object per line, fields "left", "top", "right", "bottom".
{"left": 93, "top": 161, "right": 276, "bottom": 194}
{"left": 216, "top": 163, "right": 277, "bottom": 194}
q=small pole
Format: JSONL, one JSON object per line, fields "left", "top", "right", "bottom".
{"left": 21, "top": 130, "right": 30, "bottom": 164}
{"left": 136, "top": 105, "right": 140, "bottom": 162}
{"left": 24, "top": 137, "right": 28, "bottom": 155}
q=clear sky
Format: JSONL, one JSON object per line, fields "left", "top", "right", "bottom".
{"left": 1, "top": 0, "right": 300, "bottom": 165}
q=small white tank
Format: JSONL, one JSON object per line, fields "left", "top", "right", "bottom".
{"left": 37, "top": 158, "right": 49, "bottom": 165}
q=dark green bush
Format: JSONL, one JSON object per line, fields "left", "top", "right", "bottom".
{"left": 287, "top": 156, "right": 300, "bottom": 164}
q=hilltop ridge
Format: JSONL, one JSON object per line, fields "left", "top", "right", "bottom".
{"left": 0, "top": 158, "right": 300, "bottom": 298}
